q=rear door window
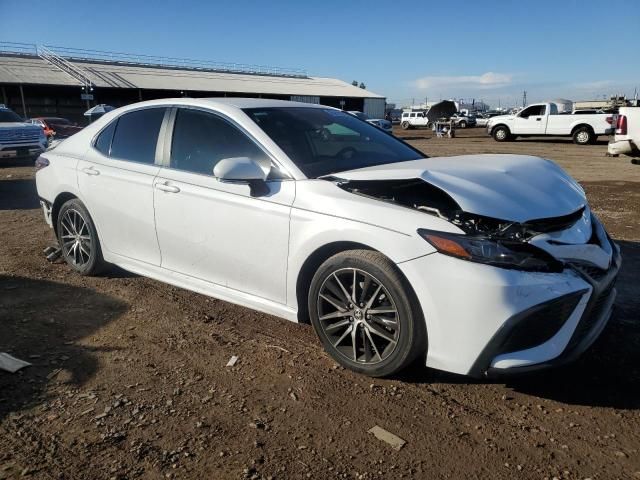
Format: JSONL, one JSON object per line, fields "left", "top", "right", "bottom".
{"left": 109, "top": 108, "right": 166, "bottom": 164}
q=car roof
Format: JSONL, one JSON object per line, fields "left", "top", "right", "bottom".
{"left": 114, "top": 97, "right": 330, "bottom": 111}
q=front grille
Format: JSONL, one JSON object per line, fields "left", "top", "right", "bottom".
{"left": 499, "top": 292, "right": 583, "bottom": 354}
{"left": 574, "top": 263, "right": 607, "bottom": 282}
{"left": 566, "top": 281, "right": 614, "bottom": 351}
{"left": 0, "top": 130, "right": 41, "bottom": 142}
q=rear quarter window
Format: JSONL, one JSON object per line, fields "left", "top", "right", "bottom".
{"left": 94, "top": 120, "right": 117, "bottom": 156}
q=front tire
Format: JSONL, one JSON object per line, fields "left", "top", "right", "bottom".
{"left": 401, "top": 121, "right": 410, "bottom": 130}
{"left": 459, "top": 120, "right": 467, "bottom": 128}
{"left": 573, "top": 126, "right": 593, "bottom": 145}
{"left": 492, "top": 125, "right": 511, "bottom": 142}
{"left": 308, "top": 250, "right": 426, "bottom": 377}
{"left": 56, "top": 199, "right": 106, "bottom": 276}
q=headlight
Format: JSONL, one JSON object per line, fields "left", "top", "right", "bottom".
{"left": 418, "top": 229, "right": 563, "bottom": 272}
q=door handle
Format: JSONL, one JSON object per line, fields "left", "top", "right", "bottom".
{"left": 81, "top": 167, "right": 100, "bottom": 176}
{"left": 154, "top": 182, "right": 180, "bottom": 193}
{"left": 536, "top": 117, "right": 542, "bottom": 121}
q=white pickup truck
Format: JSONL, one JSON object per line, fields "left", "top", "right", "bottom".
{"left": 487, "top": 102, "right": 613, "bottom": 145}
{"left": 608, "top": 107, "right": 639, "bottom": 159}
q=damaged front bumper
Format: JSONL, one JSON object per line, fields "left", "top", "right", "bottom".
{"left": 397, "top": 237, "right": 621, "bottom": 378}
{"left": 483, "top": 248, "right": 620, "bottom": 378}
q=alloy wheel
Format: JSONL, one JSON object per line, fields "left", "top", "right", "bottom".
{"left": 577, "top": 131, "right": 589, "bottom": 144}
{"left": 60, "top": 208, "right": 92, "bottom": 267}
{"left": 316, "top": 268, "right": 400, "bottom": 364}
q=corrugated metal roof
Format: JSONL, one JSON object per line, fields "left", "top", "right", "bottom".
{"left": 0, "top": 56, "right": 79, "bottom": 86}
{"left": 0, "top": 55, "right": 384, "bottom": 99}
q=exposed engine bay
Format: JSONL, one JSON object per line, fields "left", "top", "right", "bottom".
{"left": 330, "top": 177, "right": 586, "bottom": 241}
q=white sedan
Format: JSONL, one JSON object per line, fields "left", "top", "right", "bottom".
{"left": 35, "top": 98, "right": 620, "bottom": 378}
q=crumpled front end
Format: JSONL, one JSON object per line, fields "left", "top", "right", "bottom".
{"left": 397, "top": 208, "right": 620, "bottom": 377}
{"left": 330, "top": 155, "right": 621, "bottom": 376}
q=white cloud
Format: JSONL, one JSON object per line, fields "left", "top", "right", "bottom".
{"left": 411, "top": 72, "right": 513, "bottom": 90}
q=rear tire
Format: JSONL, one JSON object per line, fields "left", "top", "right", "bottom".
{"left": 459, "top": 120, "right": 467, "bottom": 128}
{"left": 56, "top": 199, "right": 106, "bottom": 276}
{"left": 492, "top": 125, "right": 511, "bottom": 142}
{"left": 308, "top": 250, "right": 426, "bottom": 377}
{"left": 401, "top": 121, "right": 410, "bottom": 130}
{"left": 573, "top": 126, "right": 593, "bottom": 145}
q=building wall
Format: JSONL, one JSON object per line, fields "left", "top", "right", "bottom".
{"left": 574, "top": 100, "right": 609, "bottom": 110}
{"left": 290, "top": 95, "right": 320, "bottom": 104}
{"left": 0, "top": 82, "right": 375, "bottom": 123}
{"left": 363, "top": 98, "right": 386, "bottom": 118}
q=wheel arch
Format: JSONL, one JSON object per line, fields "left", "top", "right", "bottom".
{"left": 295, "top": 241, "right": 376, "bottom": 323}
{"left": 51, "top": 192, "right": 79, "bottom": 237}
{"left": 571, "top": 123, "right": 594, "bottom": 135}
{"left": 491, "top": 123, "right": 510, "bottom": 135}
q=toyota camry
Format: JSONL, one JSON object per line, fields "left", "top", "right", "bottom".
{"left": 35, "top": 98, "right": 620, "bottom": 378}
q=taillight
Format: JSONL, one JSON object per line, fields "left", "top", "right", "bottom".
{"left": 606, "top": 116, "right": 613, "bottom": 125}
{"left": 35, "top": 155, "right": 50, "bottom": 171}
{"left": 615, "top": 115, "right": 627, "bottom": 135}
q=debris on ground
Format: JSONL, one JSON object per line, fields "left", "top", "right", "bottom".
{"left": 0, "top": 353, "right": 31, "bottom": 373}
{"left": 266, "top": 344, "right": 290, "bottom": 353}
{"left": 368, "top": 425, "right": 406, "bottom": 450}
{"left": 226, "top": 355, "right": 239, "bottom": 367}
{"left": 43, "top": 246, "right": 61, "bottom": 262}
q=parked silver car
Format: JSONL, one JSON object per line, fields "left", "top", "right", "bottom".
{"left": 348, "top": 111, "right": 393, "bottom": 134}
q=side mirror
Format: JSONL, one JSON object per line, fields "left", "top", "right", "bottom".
{"left": 213, "top": 157, "right": 270, "bottom": 197}
{"left": 213, "top": 157, "right": 267, "bottom": 182}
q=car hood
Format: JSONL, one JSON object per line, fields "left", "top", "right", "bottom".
{"left": 489, "top": 114, "right": 514, "bottom": 122}
{"left": 332, "top": 154, "right": 586, "bottom": 223}
{"left": 0, "top": 122, "right": 41, "bottom": 130}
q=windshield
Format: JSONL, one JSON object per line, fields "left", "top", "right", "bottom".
{"left": 243, "top": 107, "right": 424, "bottom": 178}
{"left": 0, "top": 109, "right": 25, "bottom": 123}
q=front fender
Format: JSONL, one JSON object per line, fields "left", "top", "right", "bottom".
{"left": 285, "top": 206, "right": 437, "bottom": 312}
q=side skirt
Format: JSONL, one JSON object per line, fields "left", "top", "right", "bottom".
{"left": 106, "top": 253, "right": 299, "bottom": 323}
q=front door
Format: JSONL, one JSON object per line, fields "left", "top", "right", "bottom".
{"left": 514, "top": 105, "right": 547, "bottom": 135}
{"left": 153, "top": 107, "right": 294, "bottom": 304}
{"left": 77, "top": 107, "right": 167, "bottom": 265}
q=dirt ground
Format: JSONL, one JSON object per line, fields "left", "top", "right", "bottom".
{"left": 1, "top": 128, "right": 639, "bottom": 480}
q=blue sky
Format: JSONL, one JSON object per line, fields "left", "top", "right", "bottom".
{"left": 1, "top": 0, "right": 639, "bottom": 108}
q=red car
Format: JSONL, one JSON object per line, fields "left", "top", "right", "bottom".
{"left": 29, "top": 117, "right": 83, "bottom": 140}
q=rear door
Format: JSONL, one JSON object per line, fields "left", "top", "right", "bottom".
{"left": 77, "top": 107, "right": 168, "bottom": 265}
{"left": 153, "top": 107, "right": 294, "bottom": 303}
